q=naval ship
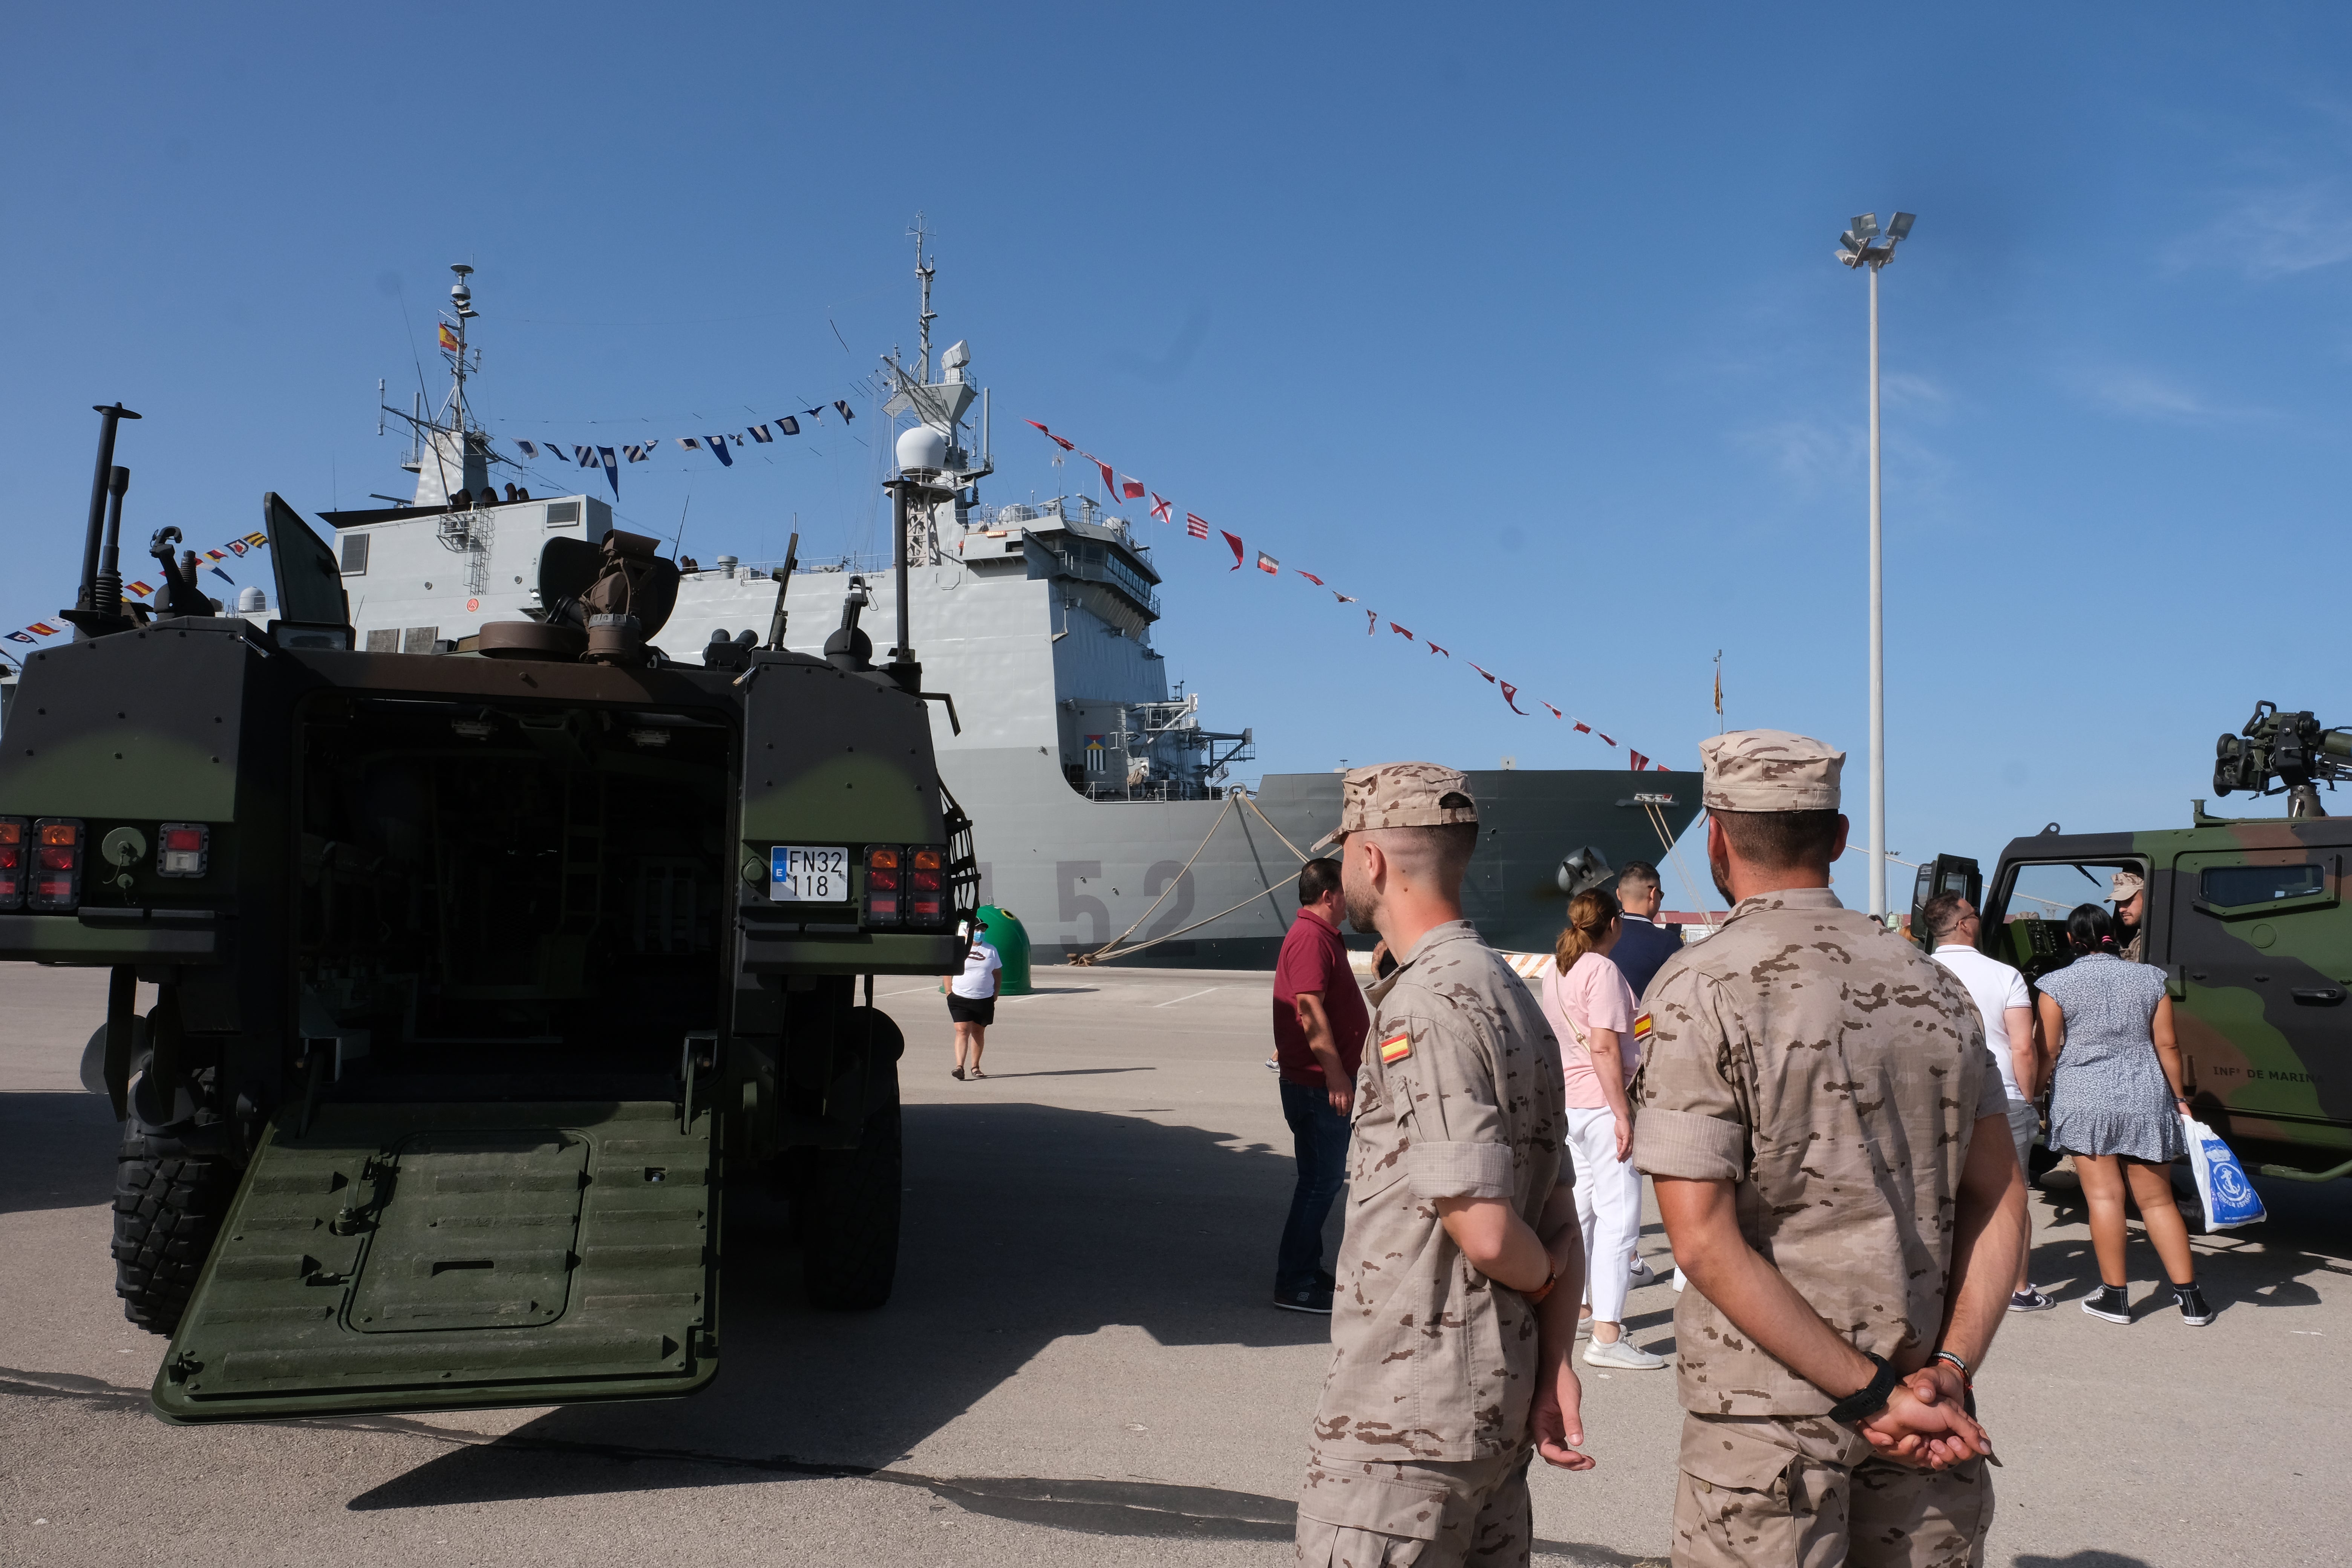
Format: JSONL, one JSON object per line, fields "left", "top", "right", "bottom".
{"left": 282, "top": 263, "right": 1697, "bottom": 966}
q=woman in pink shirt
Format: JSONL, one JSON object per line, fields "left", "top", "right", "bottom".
{"left": 1540, "top": 889, "right": 1664, "bottom": 1370}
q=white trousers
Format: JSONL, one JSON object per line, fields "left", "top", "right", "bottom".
{"left": 1565, "top": 1105, "right": 1642, "bottom": 1324}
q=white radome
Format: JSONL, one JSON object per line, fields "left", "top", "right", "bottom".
{"left": 895, "top": 424, "right": 949, "bottom": 473}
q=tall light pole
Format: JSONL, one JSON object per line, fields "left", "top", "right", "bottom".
{"left": 1837, "top": 210, "right": 1914, "bottom": 925}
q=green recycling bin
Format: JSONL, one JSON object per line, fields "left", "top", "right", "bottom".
{"left": 976, "top": 905, "right": 1031, "bottom": 996}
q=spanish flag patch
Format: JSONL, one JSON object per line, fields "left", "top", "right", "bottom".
{"left": 1378, "top": 1031, "right": 1412, "bottom": 1065}
{"left": 1632, "top": 1014, "right": 1654, "bottom": 1041}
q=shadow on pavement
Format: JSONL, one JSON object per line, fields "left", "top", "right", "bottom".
{"left": 0, "top": 1090, "right": 116, "bottom": 1217}
{"left": 351, "top": 1100, "right": 1334, "bottom": 1511}
{"left": 2027, "top": 1171, "right": 2350, "bottom": 1322}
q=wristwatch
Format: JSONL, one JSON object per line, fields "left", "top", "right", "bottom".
{"left": 1523, "top": 1255, "right": 1566, "bottom": 1305}
{"left": 1825, "top": 1353, "right": 1902, "bottom": 1425}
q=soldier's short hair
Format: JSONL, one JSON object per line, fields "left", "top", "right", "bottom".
{"left": 1368, "top": 804, "right": 1479, "bottom": 890}
{"left": 1920, "top": 890, "right": 1974, "bottom": 941}
{"left": 1712, "top": 807, "right": 1843, "bottom": 871}
{"left": 1617, "top": 860, "right": 1660, "bottom": 894}
{"left": 1298, "top": 857, "right": 1342, "bottom": 905}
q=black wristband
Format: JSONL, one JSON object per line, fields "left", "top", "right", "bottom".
{"left": 1825, "top": 1353, "right": 1901, "bottom": 1425}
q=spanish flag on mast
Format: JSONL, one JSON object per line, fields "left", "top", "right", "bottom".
{"left": 438, "top": 323, "right": 461, "bottom": 353}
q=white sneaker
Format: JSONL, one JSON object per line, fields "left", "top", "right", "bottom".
{"left": 1626, "top": 1257, "right": 1658, "bottom": 1286}
{"left": 1583, "top": 1337, "right": 1668, "bottom": 1370}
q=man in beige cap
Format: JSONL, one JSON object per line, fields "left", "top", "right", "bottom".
{"left": 1294, "top": 763, "right": 1594, "bottom": 1566}
{"left": 2112, "top": 869, "right": 2148, "bottom": 962}
{"left": 1632, "top": 730, "right": 2031, "bottom": 1566}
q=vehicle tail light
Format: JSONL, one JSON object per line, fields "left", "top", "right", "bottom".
{"left": 863, "top": 845, "right": 901, "bottom": 927}
{"left": 0, "top": 818, "right": 23, "bottom": 910}
{"left": 30, "top": 818, "right": 84, "bottom": 912}
{"left": 910, "top": 846, "right": 946, "bottom": 926}
{"left": 157, "top": 822, "right": 210, "bottom": 877}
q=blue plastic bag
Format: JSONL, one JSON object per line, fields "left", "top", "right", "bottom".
{"left": 2182, "top": 1115, "right": 2267, "bottom": 1231}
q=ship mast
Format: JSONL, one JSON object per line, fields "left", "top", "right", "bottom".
{"left": 911, "top": 214, "right": 936, "bottom": 383}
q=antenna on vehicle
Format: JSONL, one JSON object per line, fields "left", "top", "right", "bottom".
{"left": 765, "top": 531, "right": 800, "bottom": 649}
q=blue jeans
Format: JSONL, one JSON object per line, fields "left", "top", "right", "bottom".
{"left": 1277, "top": 1079, "right": 1352, "bottom": 1292}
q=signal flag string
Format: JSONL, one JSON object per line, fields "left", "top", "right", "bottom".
{"left": 1019, "top": 420, "right": 1670, "bottom": 770}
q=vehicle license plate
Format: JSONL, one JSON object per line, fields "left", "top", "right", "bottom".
{"left": 770, "top": 845, "right": 850, "bottom": 902}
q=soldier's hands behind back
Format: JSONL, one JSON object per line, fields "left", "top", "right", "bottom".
{"left": 1532, "top": 1360, "right": 1596, "bottom": 1472}
{"left": 1857, "top": 1374, "right": 1991, "bottom": 1470}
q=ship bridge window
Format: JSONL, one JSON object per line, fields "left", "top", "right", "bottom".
{"left": 545, "top": 501, "right": 581, "bottom": 528}
{"left": 340, "top": 534, "right": 370, "bottom": 576}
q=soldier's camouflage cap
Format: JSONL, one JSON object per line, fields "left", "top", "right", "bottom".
{"left": 1699, "top": 729, "right": 1845, "bottom": 812}
{"left": 1311, "top": 761, "right": 1479, "bottom": 851}
{"left": 2111, "top": 870, "right": 2144, "bottom": 901}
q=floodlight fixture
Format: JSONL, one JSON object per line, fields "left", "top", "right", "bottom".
{"left": 1888, "top": 212, "right": 1916, "bottom": 240}
{"left": 1851, "top": 213, "right": 1880, "bottom": 241}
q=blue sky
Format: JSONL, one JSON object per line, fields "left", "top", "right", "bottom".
{"left": 6, "top": 3, "right": 2350, "bottom": 908}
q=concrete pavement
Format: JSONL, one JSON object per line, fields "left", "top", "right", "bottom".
{"left": 1, "top": 960, "right": 2347, "bottom": 1567}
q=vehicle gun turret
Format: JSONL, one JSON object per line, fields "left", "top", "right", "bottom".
{"left": 2213, "top": 701, "right": 2352, "bottom": 818}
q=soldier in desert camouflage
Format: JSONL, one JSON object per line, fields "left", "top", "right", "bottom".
{"left": 1293, "top": 763, "right": 1596, "bottom": 1567}
{"left": 1634, "top": 730, "right": 2031, "bottom": 1567}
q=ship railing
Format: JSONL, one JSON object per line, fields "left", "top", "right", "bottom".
{"left": 701, "top": 551, "right": 892, "bottom": 580}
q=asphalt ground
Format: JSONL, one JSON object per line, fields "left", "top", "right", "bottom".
{"left": 1, "top": 960, "right": 2347, "bottom": 1568}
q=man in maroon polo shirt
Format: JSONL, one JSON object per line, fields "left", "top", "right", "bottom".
{"left": 1271, "top": 857, "right": 1370, "bottom": 1314}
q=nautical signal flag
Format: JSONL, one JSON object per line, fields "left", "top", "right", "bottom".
{"left": 1498, "top": 680, "right": 1527, "bottom": 715}
{"left": 778, "top": 415, "right": 801, "bottom": 435}
{"left": 3, "top": 631, "right": 32, "bottom": 643}
{"left": 706, "top": 436, "right": 733, "bottom": 467}
{"left": 1334, "top": 590, "right": 1357, "bottom": 603}
{"left": 1391, "top": 622, "right": 1414, "bottom": 640}
{"left": 438, "top": 324, "right": 461, "bottom": 353}
{"left": 833, "top": 400, "right": 854, "bottom": 422}
{"left": 749, "top": 424, "right": 773, "bottom": 443}
{"left": 1221, "top": 531, "right": 1246, "bottom": 570}
{"left": 1256, "top": 551, "right": 1279, "bottom": 575}
{"left": 516, "top": 439, "right": 541, "bottom": 459}
{"left": 1295, "top": 570, "right": 1325, "bottom": 585}
{"left": 1093, "top": 458, "right": 1119, "bottom": 496}
{"left": 1149, "top": 493, "right": 1172, "bottom": 523}
{"left": 574, "top": 446, "right": 596, "bottom": 466}
{"left": 1121, "top": 476, "right": 1145, "bottom": 500}
{"left": 27, "top": 622, "right": 59, "bottom": 636}
{"left": 1427, "top": 641, "right": 1448, "bottom": 657}
{"left": 1185, "top": 513, "right": 1210, "bottom": 540}
{"left": 1630, "top": 750, "right": 1649, "bottom": 771}
{"left": 1366, "top": 609, "right": 1378, "bottom": 635}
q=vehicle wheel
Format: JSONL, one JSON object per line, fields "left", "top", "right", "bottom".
{"left": 797, "top": 1096, "right": 902, "bottom": 1311}
{"left": 111, "top": 1116, "right": 234, "bottom": 1335}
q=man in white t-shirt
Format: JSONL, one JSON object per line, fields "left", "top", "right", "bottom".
{"left": 1923, "top": 891, "right": 2051, "bottom": 1312}
{"left": 946, "top": 920, "right": 1004, "bottom": 1080}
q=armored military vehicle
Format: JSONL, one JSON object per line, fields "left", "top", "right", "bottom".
{"left": 1914, "top": 701, "right": 2352, "bottom": 1187}
{"left": 0, "top": 430, "right": 978, "bottom": 1422}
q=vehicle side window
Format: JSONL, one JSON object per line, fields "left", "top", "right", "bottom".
{"left": 2200, "top": 864, "right": 2326, "bottom": 907}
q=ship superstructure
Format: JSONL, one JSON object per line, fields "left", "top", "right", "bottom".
{"left": 289, "top": 257, "right": 1699, "bottom": 964}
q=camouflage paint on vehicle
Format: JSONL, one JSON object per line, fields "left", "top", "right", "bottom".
{"left": 1981, "top": 807, "right": 2352, "bottom": 1179}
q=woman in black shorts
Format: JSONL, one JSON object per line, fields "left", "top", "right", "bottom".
{"left": 947, "top": 919, "right": 1003, "bottom": 1080}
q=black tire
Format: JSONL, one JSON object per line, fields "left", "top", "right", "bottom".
{"left": 111, "top": 1120, "right": 234, "bottom": 1335}
{"left": 797, "top": 1097, "right": 903, "bottom": 1311}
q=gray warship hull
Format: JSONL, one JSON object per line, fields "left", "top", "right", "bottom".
{"left": 945, "top": 746, "right": 1700, "bottom": 966}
